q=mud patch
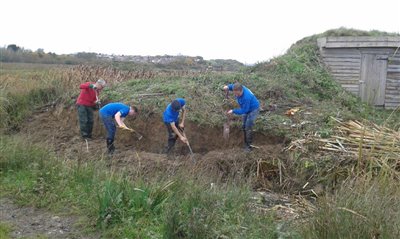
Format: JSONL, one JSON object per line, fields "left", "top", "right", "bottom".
{"left": 0, "top": 198, "right": 96, "bottom": 239}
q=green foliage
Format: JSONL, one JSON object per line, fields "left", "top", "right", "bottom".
{"left": 96, "top": 179, "right": 174, "bottom": 228}
{"left": 162, "top": 182, "right": 277, "bottom": 239}
{"left": 0, "top": 223, "right": 12, "bottom": 239}
{"left": 0, "top": 137, "right": 48, "bottom": 172}
{"left": 0, "top": 90, "right": 10, "bottom": 129}
{"left": 0, "top": 64, "right": 67, "bottom": 130}
{"left": 0, "top": 88, "right": 58, "bottom": 131}
{"left": 0, "top": 47, "right": 103, "bottom": 65}
{"left": 7, "top": 44, "right": 21, "bottom": 52}
{"left": 298, "top": 177, "right": 400, "bottom": 238}
{"left": 0, "top": 136, "right": 277, "bottom": 238}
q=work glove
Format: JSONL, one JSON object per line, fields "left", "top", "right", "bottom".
{"left": 119, "top": 125, "right": 134, "bottom": 132}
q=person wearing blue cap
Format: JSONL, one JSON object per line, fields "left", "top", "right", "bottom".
{"left": 223, "top": 83, "right": 260, "bottom": 151}
{"left": 162, "top": 98, "right": 188, "bottom": 154}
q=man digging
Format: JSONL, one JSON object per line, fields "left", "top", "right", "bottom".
{"left": 223, "top": 83, "right": 260, "bottom": 152}
{"left": 162, "top": 98, "right": 188, "bottom": 157}
{"left": 99, "top": 102, "right": 138, "bottom": 155}
{"left": 76, "top": 78, "right": 106, "bottom": 140}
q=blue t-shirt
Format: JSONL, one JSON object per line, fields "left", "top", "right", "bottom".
{"left": 99, "top": 103, "right": 130, "bottom": 118}
{"left": 228, "top": 84, "right": 259, "bottom": 115}
{"left": 163, "top": 98, "right": 186, "bottom": 123}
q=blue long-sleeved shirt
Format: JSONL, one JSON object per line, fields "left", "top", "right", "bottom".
{"left": 228, "top": 84, "right": 259, "bottom": 115}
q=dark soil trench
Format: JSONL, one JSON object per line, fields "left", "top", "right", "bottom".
{"left": 24, "top": 107, "right": 285, "bottom": 156}
{"left": 118, "top": 118, "right": 283, "bottom": 154}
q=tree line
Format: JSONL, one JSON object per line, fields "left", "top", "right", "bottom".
{"left": 0, "top": 44, "right": 101, "bottom": 65}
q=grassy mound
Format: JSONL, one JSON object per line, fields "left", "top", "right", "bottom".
{"left": 99, "top": 28, "right": 399, "bottom": 141}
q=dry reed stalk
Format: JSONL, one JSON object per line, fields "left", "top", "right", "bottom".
{"left": 316, "top": 117, "right": 400, "bottom": 162}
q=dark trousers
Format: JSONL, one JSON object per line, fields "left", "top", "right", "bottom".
{"left": 101, "top": 116, "right": 116, "bottom": 141}
{"left": 101, "top": 115, "right": 116, "bottom": 154}
{"left": 77, "top": 105, "right": 94, "bottom": 138}
{"left": 242, "top": 108, "right": 259, "bottom": 147}
{"left": 164, "top": 122, "right": 180, "bottom": 153}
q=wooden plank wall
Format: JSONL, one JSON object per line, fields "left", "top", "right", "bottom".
{"left": 319, "top": 48, "right": 361, "bottom": 95}
{"left": 319, "top": 36, "right": 400, "bottom": 48}
{"left": 320, "top": 45, "right": 400, "bottom": 109}
{"left": 385, "top": 51, "right": 400, "bottom": 109}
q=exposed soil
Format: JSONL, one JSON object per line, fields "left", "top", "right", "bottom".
{"left": 21, "top": 106, "right": 287, "bottom": 188}
{"left": 0, "top": 198, "right": 97, "bottom": 239}
{"left": 24, "top": 105, "right": 284, "bottom": 155}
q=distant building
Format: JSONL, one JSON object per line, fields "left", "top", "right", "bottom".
{"left": 318, "top": 36, "right": 400, "bottom": 108}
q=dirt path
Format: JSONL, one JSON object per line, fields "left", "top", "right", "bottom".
{"left": 0, "top": 198, "right": 97, "bottom": 239}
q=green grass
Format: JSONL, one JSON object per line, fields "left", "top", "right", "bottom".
{"left": 0, "top": 136, "right": 278, "bottom": 238}
{"left": 0, "top": 223, "right": 12, "bottom": 239}
{"left": 0, "top": 64, "right": 66, "bottom": 130}
{"left": 297, "top": 176, "right": 400, "bottom": 239}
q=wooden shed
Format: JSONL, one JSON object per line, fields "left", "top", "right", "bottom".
{"left": 317, "top": 36, "right": 400, "bottom": 108}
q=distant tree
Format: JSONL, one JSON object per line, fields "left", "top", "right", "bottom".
{"left": 36, "top": 48, "right": 45, "bottom": 57}
{"left": 7, "top": 44, "right": 20, "bottom": 52}
{"left": 76, "top": 52, "right": 97, "bottom": 60}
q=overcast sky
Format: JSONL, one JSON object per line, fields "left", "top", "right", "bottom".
{"left": 1, "top": 0, "right": 399, "bottom": 64}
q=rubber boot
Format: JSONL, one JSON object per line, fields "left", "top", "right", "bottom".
{"left": 244, "top": 129, "right": 253, "bottom": 152}
{"left": 106, "top": 139, "right": 115, "bottom": 155}
{"left": 164, "top": 138, "right": 177, "bottom": 159}
{"left": 87, "top": 123, "right": 93, "bottom": 139}
{"left": 165, "top": 141, "right": 175, "bottom": 153}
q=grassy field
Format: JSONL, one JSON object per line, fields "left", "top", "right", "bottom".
{"left": 0, "top": 136, "right": 278, "bottom": 238}
{"left": 1, "top": 28, "right": 400, "bottom": 238}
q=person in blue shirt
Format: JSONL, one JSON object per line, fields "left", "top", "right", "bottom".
{"left": 223, "top": 83, "right": 260, "bottom": 151}
{"left": 99, "top": 102, "right": 138, "bottom": 155}
{"left": 162, "top": 98, "right": 188, "bottom": 155}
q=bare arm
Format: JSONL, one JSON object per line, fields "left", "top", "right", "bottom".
{"left": 179, "top": 107, "right": 186, "bottom": 128}
{"left": 171, "top": 122, "right": 187, "bottom": 144}
{"left": 114, "top": 112, "right": 128, "bottom": 128}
